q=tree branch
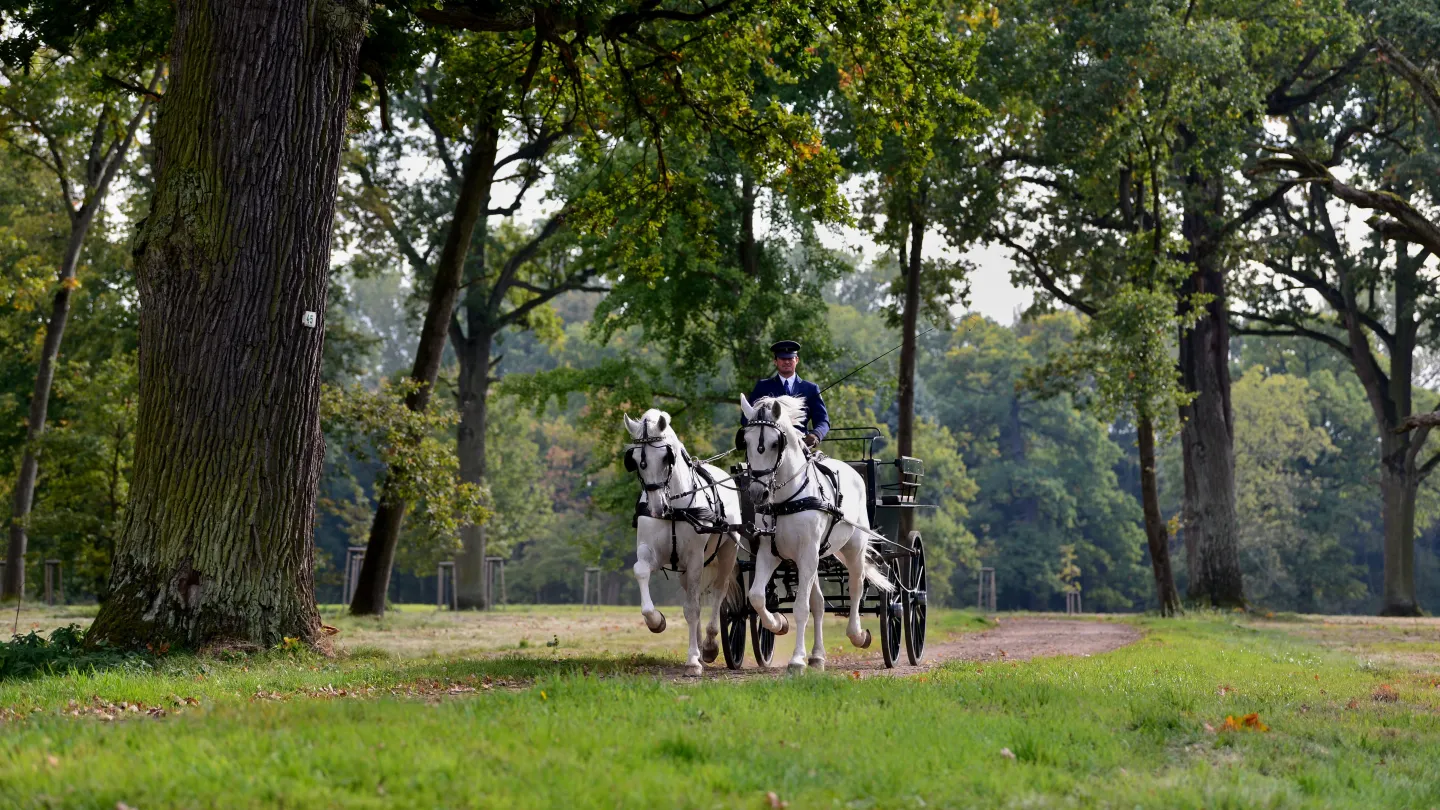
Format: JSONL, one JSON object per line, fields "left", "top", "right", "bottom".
{"left": 499, "top": 266, "right": 600, "bottom": 328}
{"left": 1265, "top": 42, "right": 1369, "bottom": 115}
{"left": 1254, "top": 148, "right": 1440, "bottom": 255}
{"left": 1377, "top": 37, "right": 1440, "bottom": 132}
{"left": 352, "top": 160, "right": 431, "bottom": 274}
{"left": 1419, "top": 450, "right": 1440, "bottom": 482}
{"left": 416, "top": 4, "right": 540, "bottom": 32}
{"left": 1396, "top": 409, "right": 1440, "bottom": 433}
{"left": 1230, "top": 311, "right": 1352, "bottom": 357}
{"left": 488, "top": 212, "right": 568, "bottom": 317}
{"left": 603, "top": 1, "right": 740, "bottom": 39}
{"left": 100, "top": 72, "right": 164, "bottom": 101}
{"left": 420, "top": 81, "right": 461, "bottom": 187}
{"left": 994, "top": 233, "right": 1096, "bottom": 315}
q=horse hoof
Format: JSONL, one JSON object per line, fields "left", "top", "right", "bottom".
{"left": 807, "top": 657, "right": 825, "bottom": 672}
{"left": 786, "top": 662, "right": 807, "bottom": 676}
{"left": 774, "top": 615, "right": 790, "bottom": 636}
{"left": 684, "top": 663, "right": 703, "bottom": 677}
{"left": 701, "top": 640, "right": 719, "bottom": 664}
{"left": 647, "top": 613, "right": 667, "bottom": 634}
{"left": 856, "top": 629, "right": 873, "bottom": 649}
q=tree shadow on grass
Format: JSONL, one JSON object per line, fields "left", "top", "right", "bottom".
{"left": 349, "top": 649, "right": 682, "bottom": 684}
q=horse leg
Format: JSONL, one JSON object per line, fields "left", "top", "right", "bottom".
{"left": 701, "top": 535, "right": 737, "bottom": 665}
{"left": 835, "top": 532, "right": 872, "bottom": 648}
{"left": 807, "top": 576, "right": 826, "bottom": 671}
{"left": 787, "top": 549, "right": 820, "bottom": 675}
{"left": 682, "top": 536, "right": 705, "bottom": 676}
{"left": 634, "top": 538, "right": 665, "bottom": 633}
{"left": 748, "top": 542, "right": 789, "bottom": 636}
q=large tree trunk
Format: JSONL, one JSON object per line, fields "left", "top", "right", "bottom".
{"left": 87, "top": 0, "right": 367, "bottom": 649}
{"left": 349, "top": 106, "right": 500, "bottom": 616}
{"left": 896, "top": 198, "right": 924, "bottom": 542}
{"left": 1178, "top": 176, "right": 1245, "bottom": 608}
{"left": 454, "top": 327, "right": 494, "bottom": 609}
{"left": 1379, "top": 438, "right": 1421, "bottom": 616}
{"left": 896, "top": 201, "right": 924, "bottom": 459}
{"left": 1138, "top": 413, "right": 1181, "bottom": 616}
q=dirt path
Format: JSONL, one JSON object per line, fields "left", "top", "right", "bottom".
{"left": 667, "top": 617, "right": 1142, "bottom": 680}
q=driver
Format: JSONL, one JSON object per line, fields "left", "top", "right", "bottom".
{"left": 744, "top": 340, "right": 830, "bottom": 450}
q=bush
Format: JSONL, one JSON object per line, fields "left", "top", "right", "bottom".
{"left": 0, "top": 624, "right": 151, "bottom": 681}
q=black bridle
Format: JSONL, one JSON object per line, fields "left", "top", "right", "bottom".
{"left": 623, "top": 421, "right": 730, "bottom": 573}
{"left": 735, "top": 418, "right": 788, "bottom": 479}
{"left": 624, "top": 422, "right": 678, "bottom": 492}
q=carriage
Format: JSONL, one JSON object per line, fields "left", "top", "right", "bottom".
{"left": 718, "top": 427, "right": 931, "bottom": 669}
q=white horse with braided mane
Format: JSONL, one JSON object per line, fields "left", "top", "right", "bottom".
{"left": 623, "top": 409, "right": 740, "bottom": 676}
{"left": 737, "top": 394, "right": 892, "bottom": 673}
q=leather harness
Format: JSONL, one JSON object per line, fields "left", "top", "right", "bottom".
{"left": 743, "top": 416, "right": 849, "bottom": 561}
{"left": 627, "top": 426, "right": 732, "bottom": 574}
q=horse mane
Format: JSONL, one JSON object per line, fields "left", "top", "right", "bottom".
{"left": 636, "top": 408, "right": 676, "bottom": 440}
{"left": 750, "top": 395, "right": 807, "bottom": 447}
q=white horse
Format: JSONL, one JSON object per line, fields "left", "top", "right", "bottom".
{"left": 737, "top": 394, "right": 892, "bottom": 674}
{"left": 624, "top": 409, "right": 741, "bottom": 676}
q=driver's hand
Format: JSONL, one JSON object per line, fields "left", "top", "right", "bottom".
{"left": 804, "top": 433, "right": 819, "bottom": 449}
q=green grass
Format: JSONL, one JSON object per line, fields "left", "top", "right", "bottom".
{"left": 2, "top": 615, "right": 1439, "bottom": 808}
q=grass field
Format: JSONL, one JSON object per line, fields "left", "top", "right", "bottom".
{"left": 2, "top": 606, "right": 1439, "bottom": 808}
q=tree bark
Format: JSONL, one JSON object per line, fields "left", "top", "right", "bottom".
{"left": 1379, "top": 435, "right": 1421, "bottom": 615}
{"left": 87, "top": 0, "right": 367, "bottom": 649}
{"left": 349, "top": 104, "right": 500, "bottom": 617}
{"left": 897, "top": 199, "right": 924, "bottom": 459}
{"left": 454, "top": 326, "right": 494, "bottom": 609}
{"left": 3, "top": 90, "right": 155, "bottom": 602}
{"left": 1138, "top": 413, "right": 1181, "bottom": 616}
{"left": 1178, "top": 176, "right": 1245, "bottom": 608}
{"left": 896, "top": 196, "right": 926, "bottom": 541}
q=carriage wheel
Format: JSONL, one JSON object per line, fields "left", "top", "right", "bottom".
{"left": 749, "top": 615, "right": 775, "bottom": 668}
{"left": 903, "top": 531, "right": 928, "bottom": 665}
{"left": 719, "top": 592, "right": 747, "bottom": 670}
{"left": 878, "top": 557, "right": 903, "bottom": 668}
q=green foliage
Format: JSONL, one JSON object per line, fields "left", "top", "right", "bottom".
{"left": 0, "top": 625, "right": 147, "bottom": 681}
{"left": 928, "top": 313, "right": 1149, "bottom": 610}
{"left": 25, "top": 353, "right": 136, "bottom": 596}
{"left": 1030, "top": 248, "right": 1206, "bottom": 437}
{"left": 1231, "top": 367, "right": 1368, "bottom": 610}
{"left": 320, "top": 381, "right": 490, "bottom": 571}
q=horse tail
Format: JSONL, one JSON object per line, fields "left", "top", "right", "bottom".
{"left": 724, "top": 533, "right": 745, "bottom": 604}
{"left": 854, "top": 526, "right": 895, "bottom": 593}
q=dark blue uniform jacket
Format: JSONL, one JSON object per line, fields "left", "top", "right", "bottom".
{"left": 745, "top": 375, "right": 830, "bottom": 441}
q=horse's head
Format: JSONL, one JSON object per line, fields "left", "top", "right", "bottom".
{"left": 623, "top": 409, "right": 681, "bottom": 517}
{"left": 737, "top": 394, "right": 806, "bottom": 504}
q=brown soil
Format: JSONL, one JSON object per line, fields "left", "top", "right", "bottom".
{"left": 674, "top": 617, "right": 1143, "bottom": 681}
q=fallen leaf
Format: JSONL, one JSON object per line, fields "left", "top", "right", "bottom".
{"left": 1220, "top": 713, "right": 1269, "bottom": 732}
{"left": 1000, "top": 747, "right": 1016, "bottom": 760}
